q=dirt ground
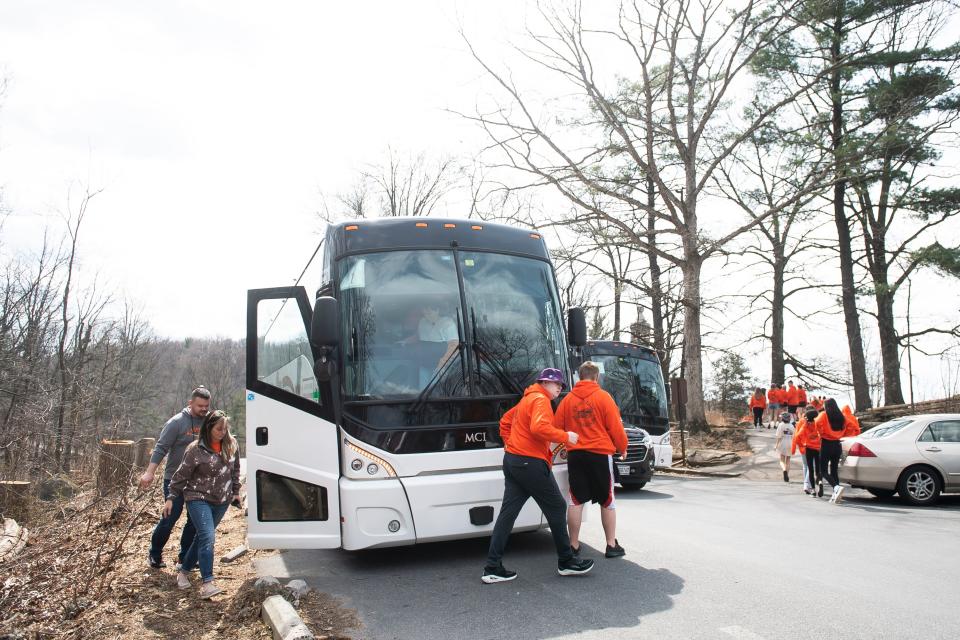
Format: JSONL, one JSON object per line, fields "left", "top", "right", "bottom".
{"left": 672, "top": 426, "right": 751, "bottom": 455}
{"left": 0, "top": 481, "right": 361, "bottom": 639}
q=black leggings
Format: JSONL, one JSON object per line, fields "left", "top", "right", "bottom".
{"left": 820, "top": 440, "right": 842, "bottom": 488}
{"left": 752, "top": 407, "right": 764, "bottom": 427}
{"left": 805, "top": 449, "right": 821, "bottom": 487}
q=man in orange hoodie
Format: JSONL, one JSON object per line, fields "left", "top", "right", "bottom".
{"left": 482, "top": 368, "right": 595, "bottom": 584}
{"left": 555, "top": 361, "right": 630, "bottom": 559}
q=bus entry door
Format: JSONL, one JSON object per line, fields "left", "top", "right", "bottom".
{"left": 245, "top": 286, "right": 341, "bottom": 549}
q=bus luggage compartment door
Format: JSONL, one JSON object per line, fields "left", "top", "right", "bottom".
{"left": 400, "top": 470, "right": 543, "bottom": 543}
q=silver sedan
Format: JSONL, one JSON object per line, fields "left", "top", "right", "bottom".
{"left": 840, "top": 414, "right": 960, "bottom": 505}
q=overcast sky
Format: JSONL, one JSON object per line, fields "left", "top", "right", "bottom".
{"left": 0, "top": 0, "right": 524, "bottom": 332}
{"left": 2, "top": 1, "right": 958, "bottom": 405}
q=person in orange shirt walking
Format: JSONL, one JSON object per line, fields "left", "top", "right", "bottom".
{"left": 555, "top": 361, "right": 629, "bottom": 559}
{"left": 793, "top": 408, "right": 822, "bottom": 496}
{"left": 815, "top": 398, "right": 861, "bottom": 504}
{"left": 785, "top": 380, "right": 801, "bottom": 418}
{"left": 796, "top": 385, "right": 809, "bottom": 417}
{"left": 766, "top": 384, "right": 783, "bottom": 428}
{"left": 481, "top": 368, "right": 595, "bottom": 584}
{"left": 748, "top": 388, "right": 767, "bottom": 429}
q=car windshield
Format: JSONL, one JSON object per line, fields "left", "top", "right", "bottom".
{"left": 590, "top": 354, "right": 668, "bottom": 421}
{"left": 862, "top": 418, "right": 914, "bottom": 438}
{"left": 338, "top": 249, "right": 565, "bottom": 400}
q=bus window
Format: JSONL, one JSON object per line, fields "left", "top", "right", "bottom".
{"left": 338, "top": 251, "right": 467, "bottom": 400}
{"left": 460, "top": 252, "right": 565, "bottom": 395}
{"left": 256, "top": 297, "right": 319, "bottom": 404}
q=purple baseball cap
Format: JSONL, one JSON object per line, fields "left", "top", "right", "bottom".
{"left": 536, "top": 367, "right": 566, "bottom": 388}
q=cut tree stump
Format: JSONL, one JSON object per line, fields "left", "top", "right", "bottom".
{"left": 97, "top": 440, "right": 135, "bottom": 495}
{"left": 134, "top": 437, "right": 156, "bottom": 469}
{"left": 0, "top": 480, "right": 31, "bottom": 523}
{"left": 0, "top": 517, "right": 29, "bottom": 563}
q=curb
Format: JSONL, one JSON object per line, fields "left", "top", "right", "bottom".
{"left": 262, "top": 594, "right": 314, "bottom": 640}
{"left": 661, "top": 466, "right": 742, "bottom": 478}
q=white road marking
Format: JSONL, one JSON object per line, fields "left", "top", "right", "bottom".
{"left": 719, "top": 625, "right": 767, "bottom": 640}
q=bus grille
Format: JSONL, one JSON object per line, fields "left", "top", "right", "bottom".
{"left": 624, "top": 441, "right": 648, "bottom": 463}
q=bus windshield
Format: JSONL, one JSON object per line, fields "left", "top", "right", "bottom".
{"left": 592, "top": 354, "right": 668, "bottom": 422}
{"left": 338, "top": 249, "right": 565, "bottom": 400}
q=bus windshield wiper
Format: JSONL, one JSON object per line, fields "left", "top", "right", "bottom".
{"left": 470, "top": 307, "right": 523, "bottom": 395}
{"left": 408, "top": 341, "right": 464, "bottom": 415}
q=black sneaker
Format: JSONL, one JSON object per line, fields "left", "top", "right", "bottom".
{"left": 481, "top": 564, "right": 518, "bottom": 584}
{"left": 148, "top": 556, "right": 167, "bottom": 569}
{"left": 817, "top": 482, "right": 824, "bottom": 497}
{"left": 605, "top": 540, "right": 625, "bottom": 558}
{"left": 558, "top": 557, "right": 594, "bottom": 576}
{"left": 783, "top": 470, "right": 789, "bottom": 482}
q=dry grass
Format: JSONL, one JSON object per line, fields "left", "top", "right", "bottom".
{"left": 0, "top": 479, "right": 361, "bottom": 639}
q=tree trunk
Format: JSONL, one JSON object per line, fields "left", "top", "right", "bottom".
{"left": 770, "top": 257, "right": 786, "bottom": 386}
{"left": 134, "top": 438, "right": 156, "bottom": 469}
{"left": 612, "top": 276, "right": 622, "bottom": 341}
{"left": 681, "top": 254, "right": 707, "bottom": 431}
{"left": 875, "top": 287, "right": 904, "bottom": 405}
{"left": 647, "top": 175, "right": 668, "bottom": 396}
{"left": 831, "top": 12, "right": 872, "bottom": 411}
{"left": 96, "top": 440, "right": 135, "bottom": 496}
{"left": 0, "top": 480, "right": 31, "bottom": 523}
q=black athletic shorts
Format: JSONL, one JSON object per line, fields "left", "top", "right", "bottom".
{"left": 567, "top": 450, "right": 615, "bottom": 509}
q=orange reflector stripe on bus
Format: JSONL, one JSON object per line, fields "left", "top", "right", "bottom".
{"left": 471, "top": 225, "right": 483, "bottom": 230}
{"left": 415, "top": 222, "right": 428, "bottom": 227}
{"left": 530, "top": 233, "right": 541, "bottom": 239}
{"left": 345, "top": 225, "right": 359, "bottom": 231}
{"left": 444, "top": 223, "right": 456, "bottom": 228}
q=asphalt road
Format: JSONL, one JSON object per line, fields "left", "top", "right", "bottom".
{"left": 255, "top": 475, "right": 960, "bottom": 640}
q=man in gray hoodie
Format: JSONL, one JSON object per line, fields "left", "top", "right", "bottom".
{"left": 141, "top": 386, "right": 210, "bottom": 569}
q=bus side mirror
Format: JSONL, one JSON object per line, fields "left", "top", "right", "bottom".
{"left": 567, "top": 307, "right": 587, "bottom": 347}
{"left": 311, "top": 297, "right": 339, "bottom": 383}
{"left": 310, "top": 296, "right": 340, "bottom": 349}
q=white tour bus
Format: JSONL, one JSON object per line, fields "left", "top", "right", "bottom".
{"left": 246, "top": 218, "right": 587, "bottom": 550}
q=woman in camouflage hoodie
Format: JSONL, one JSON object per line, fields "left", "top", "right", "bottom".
{"left": 165, "top": 409, "right": 241, "bottom": 598}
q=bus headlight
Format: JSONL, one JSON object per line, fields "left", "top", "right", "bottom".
{"left": 344, "top": 441, "right": 397, "bottom": 478}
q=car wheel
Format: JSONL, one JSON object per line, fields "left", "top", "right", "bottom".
{"left": 897, "top": 466, "right": 941, "bottom": 506}
{"left": 619, "top": 482, "right": 646, "bottom": 491}
{"left": 866, "top": 488, "right": 896, "bottom": 499}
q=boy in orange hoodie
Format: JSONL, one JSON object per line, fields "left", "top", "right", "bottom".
{"left": 482, "top": 368, "right": 595, "bottom": 584}
{"left": 555, "top": 361, "right": 629, "bottom": 559}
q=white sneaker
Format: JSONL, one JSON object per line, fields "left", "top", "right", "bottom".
{"left": 175, "top": 571, "right": 191, "bottom": 590}
{"left": 834, "top": 486, "right": 845, "bottom": 504}
{"left": 200, "top": 582, "right": 223, "bottom": 599}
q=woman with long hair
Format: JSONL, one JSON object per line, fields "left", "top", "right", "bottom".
{"left": 165, "top": 410, "right": 241, "bottom": 598}
{"left": 814, "top": 399, "right": 861, "bottom": 504}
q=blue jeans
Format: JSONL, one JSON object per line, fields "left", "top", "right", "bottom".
{"left": 181, "top": 500, "right": 230, "bottom": 583}
{"left": 149, "top": 479, "right": 197, "bottom": 564}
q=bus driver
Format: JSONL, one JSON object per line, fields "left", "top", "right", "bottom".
{"left": 401, "top": 303, "right": 459, "bottom": 386}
